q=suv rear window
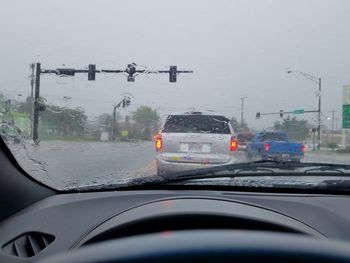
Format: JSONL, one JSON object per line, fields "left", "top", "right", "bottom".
{"left": 237, "top": 133, "right": 254, "bottom": 142}
{"left": 162, "top": 115, "right": 231, "bottom": 134}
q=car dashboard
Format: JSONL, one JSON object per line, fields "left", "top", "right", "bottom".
{"left": 1, "top": 189, "right": 350, "bottom": 262}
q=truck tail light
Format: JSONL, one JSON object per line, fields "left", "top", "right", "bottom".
{"left": 301, "top": 144, "right": 306, "bottom": 153}
{"left": 264, "top": 143, "right": 270, "bottom": 151}
{"left": 230, "top": 137, "right": 238, "bottom": 151}
{"left": 154, "top": 134, "right": 162, "bottom": 152}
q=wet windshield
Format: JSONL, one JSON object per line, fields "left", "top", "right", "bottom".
{"left": 1, "top": 0, "right": 350, "bottom": 191}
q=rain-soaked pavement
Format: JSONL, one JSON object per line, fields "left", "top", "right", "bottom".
{"left": 5, "top": 140, "right": 350, "bottom": 191}
{"left": 8, "top": 140, "right": 156, "bottom": 190}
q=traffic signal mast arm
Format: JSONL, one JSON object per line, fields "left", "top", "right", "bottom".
{"left": 256, "top": 109, "right": 319, "bottom": 118}
{"left": 40, "top": 64, "right": 193, "bottom": 82}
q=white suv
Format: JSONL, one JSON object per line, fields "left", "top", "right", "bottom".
{"left": 154, "top": 111, "right": 238, "bottom": 176}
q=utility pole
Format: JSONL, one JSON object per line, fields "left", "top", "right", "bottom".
{"left": 240, "top": 97, "right": 248, "bottom": 128}
{"left": 317, "top": 78, "right": 322, "bottom": 151}
{"left": 287, "top": 70, "right": 322, "bottom": 150}
{"left": 330, "top": 110, "right": 338, "bottom": 144}
{"left": 33, "top": 63, "right": 41, "bottom": 145}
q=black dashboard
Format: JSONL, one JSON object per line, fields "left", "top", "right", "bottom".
{"left": 1, "top": 189, "right": 350, "bottom": 262}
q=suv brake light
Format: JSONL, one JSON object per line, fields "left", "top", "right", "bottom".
{"left": 301, "top": 144, "right": 305, "bottom": 153}
{"left": 230, "top": 137, "right": 238, "bottom": 151}
{"left": 154, "top": 134, "right": 162, "bottom": 152}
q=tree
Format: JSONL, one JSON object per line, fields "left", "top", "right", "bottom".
{"left": 39, "top": 105, "right": 87, "bottom": 136}
{"left": 273, "top": 116, "right": 310, "bottom": 141}
{"left": 132, "top": 106, "right": 160, "bottom": 139}
{"left": 230, "top": 116, "right": 248, "bottom": 132}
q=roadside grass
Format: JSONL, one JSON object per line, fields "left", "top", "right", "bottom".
{"left": 41, "top": 135, "right": 100, "bottom": 142}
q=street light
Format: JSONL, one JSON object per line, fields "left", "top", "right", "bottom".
{"left": 240, "top": 96, "right": 248, "bottom": 128}
{"left": 287, "top": 69, "right": 322, "bottom": 150}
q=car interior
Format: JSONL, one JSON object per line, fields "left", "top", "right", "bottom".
{"left": 1, "top": 0, "right": 350, "bottom": 262}
{"left": 2, "top": 138, "right": 350, "bottom": 263}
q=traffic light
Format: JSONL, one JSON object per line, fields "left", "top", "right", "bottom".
{"left": 88, "top": 64, "right": 96, "bottom": 81}
{"left": 126, "top": 64, "right": 136, "bottom": 82}
{"left": 122, "top": 97, "right": 131, "bottom": 108}
{"left": 38, "top": 103, "right": 46, "bottom": 111}
{"left": 169, "top": 66, "right": 177, "bottom": 83}
{"left": 125, "top": 97, "right": 131, "bottom": 107}
{"left": 256, "top": 112, "right": 261, "bottom": 119}
{"left": 280, "top": 110, "right": 283, "bottom": 118}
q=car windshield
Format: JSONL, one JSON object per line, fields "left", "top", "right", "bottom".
{"left": 1, "top": 0, "right": 350, "bottom": 191}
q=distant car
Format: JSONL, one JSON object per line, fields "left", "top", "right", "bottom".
{"left": 236, "top": 131, "right": 254, "bottom": 151}
{"left": 247, "top": 131, "right": 305, "bottom": 162}
{"left": 154, "top": 111, "right": 238, "bottom": 176}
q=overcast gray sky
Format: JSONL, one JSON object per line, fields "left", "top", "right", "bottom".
{"left": 1, "top": 0, "right": 350, "bottom": 129}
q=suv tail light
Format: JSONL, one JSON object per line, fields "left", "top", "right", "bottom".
{"left": 301, "top": 144, "right": 306, "bottom": 153}
{"left": 264, "top": 143, "right": 270, "bottom": 151}
{"left": 230, "top": 137, "right": 238, "bottom": 151}
{"left": 154, "top": 134, "right": 162, "bottom": 152}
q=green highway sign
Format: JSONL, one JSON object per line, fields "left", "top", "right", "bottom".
{"left": 293, "top": 109, "right": 305, "bottom": 114}
{"left": 343, "top": 104, "right": 350, "bottom": 129}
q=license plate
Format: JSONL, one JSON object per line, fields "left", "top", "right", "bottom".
{"left": 190, "top": 143, "right": 202, "bottom": 152}
{"left": 180, "top": 143, "right": 211, "bottom": 153}
{"left": 282, "top": 154, "right": 290, "bottom": 159}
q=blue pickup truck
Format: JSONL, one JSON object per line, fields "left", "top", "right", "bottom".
{"left": 247, "top": 131, "right": 305, "bottom": 162}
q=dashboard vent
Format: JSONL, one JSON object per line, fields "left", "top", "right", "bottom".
{"left": 2, "top": 231, "right": 55, "bottom": 258}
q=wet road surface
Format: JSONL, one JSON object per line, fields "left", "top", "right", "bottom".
{"left": 6, "top": 140, "right": 350, "bottom": 190}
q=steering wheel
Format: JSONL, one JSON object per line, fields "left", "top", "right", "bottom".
{"left": 41, "top": 230, "right": 350, "bottom": 263}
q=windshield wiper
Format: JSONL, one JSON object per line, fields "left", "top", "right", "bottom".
{"left": 68, "top": 161, "right": 350, "bottom": 192}
{"left": 151, "top": 160, "right": 350, "bottom": 185}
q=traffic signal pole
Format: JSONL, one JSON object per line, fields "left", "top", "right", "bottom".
{"left": 256, "top": 109, "right": 318, "bottom": 118}
{"left": 33, "top": 63, "right": 41, "bottom": 145}
{"left": 112, "top": 96, "right": 131, "bottom": 141}
{"left": 29, "top": 63, "right": 35, "bottom": 138}
{"left": 287, "top": 70, "right": 322, "bottom": 150}
{"left": 31, "top": 63, "right": 193, "bottom": 144}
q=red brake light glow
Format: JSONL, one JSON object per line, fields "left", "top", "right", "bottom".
{"left": 230, "top": 138, "right": 238, "bottom": 151}
{"left": 264, "top": 143, "right": 270, "bottom": 151}
{"left": 154, "top": 134, "right": 162, "bottom": 152}
{"left": 301, "top": 144, "right": 305, "bottom": 153}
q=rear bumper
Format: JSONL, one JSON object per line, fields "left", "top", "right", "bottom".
{"left": 262, "top": 153, "right": 304, "bottom": 161}
{"left": 155, "top": 154, "right": 241, "bottom": 175}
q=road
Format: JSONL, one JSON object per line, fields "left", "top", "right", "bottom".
{"left": 7, "top": 141, "right": 350, "bottom": 190}
{"left": 9, "top": 140, "right": 156, "bottom": 190}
